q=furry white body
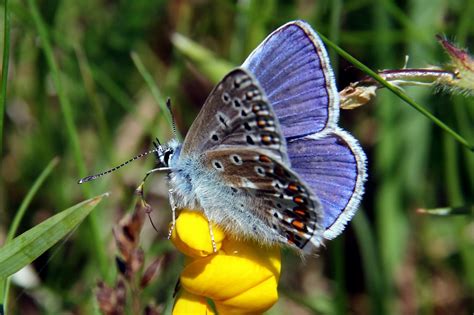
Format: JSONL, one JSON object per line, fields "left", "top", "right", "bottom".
{"left": 167, "top": 140, "right": 287, "bottom": 245}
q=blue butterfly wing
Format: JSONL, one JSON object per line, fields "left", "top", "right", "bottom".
{"left": 287, "top": 129, "right": 367, "bottom": 239}
{"left": 244, "top": 20, "right": 367, "bottom": 238}
{"left": 242, "top": 20, "right": 339, "bottom": 139}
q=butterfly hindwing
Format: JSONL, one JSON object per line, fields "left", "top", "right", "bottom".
{"left": 181, "top": 68, "right": 288, "bottom": 164}
{"left": 287, "top": 129, "right": 367, "bottom": 239}
{"left": 203, "top": 147, "right": 324, "bottom": 250}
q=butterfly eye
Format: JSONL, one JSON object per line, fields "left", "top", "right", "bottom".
{"left": 163, "top": 150, "right": 173, "bottom": 165}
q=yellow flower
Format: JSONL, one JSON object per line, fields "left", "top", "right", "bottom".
{"left": 171, "top": 209, "right": 281, "bottom": 314}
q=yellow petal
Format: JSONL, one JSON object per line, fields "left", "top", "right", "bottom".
{"left": 216, "top": 276, "right": 279, "bottom": 314}
{"left": 173, "top": 290, "right": 215, "bottom": 315}
{"left": 171, "top": 209, "right": 225, "bottom": 257}
{"left": 172, "top": 210, "right": 281, "bottom": 314}
{"left": 181, "top": 243, "right": 280, "bottom": 300}
{"left": 221, "top": 237, "right": 281, "bottom": 277}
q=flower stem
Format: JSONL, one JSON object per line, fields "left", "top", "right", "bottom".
{"left": 319, "top": 32, "right": 474, "bottom": 151}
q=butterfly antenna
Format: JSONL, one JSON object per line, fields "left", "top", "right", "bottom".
{"left": 153, "top": 137, "right": 162, "bottom": 149}
{"left": 166, "top": 98, "right": 178, "bottom": 138}
{"left": 78, "top": 148, "right": 159, "bottom": 184}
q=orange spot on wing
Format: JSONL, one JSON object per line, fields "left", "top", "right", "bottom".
{"left": 294, "top": 209, "right": 307, "bottom": 217}
{"left": 259, "top": 155, "right": 272, "bottom": 163}
{"left": 261, "top": 135, "right": 272, "bottom": 144}
{"left": 293, "top": 196, "right": 305, "bottom": 204}
{"left": 291, "top": 220, "right": 305, "bottom": 230}
{"left": 287, "top": 183, "right": 299, "bottom": 192}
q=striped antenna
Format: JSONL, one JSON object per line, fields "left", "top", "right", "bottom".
{"left": 78, "top": 148, "right": 159, "bottom": 184}
{"left": 166, "top": 98, "right": 178, "bottom": 138}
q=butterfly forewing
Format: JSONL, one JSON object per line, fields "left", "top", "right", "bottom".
{"left": 203, "top": 147, "right": 324, "bottom": 250}
{"left": 181, "top": 68, "right": 288, "bottom": 164}
{"left": 242, "top": 20, "right": 339, "bottom": 139}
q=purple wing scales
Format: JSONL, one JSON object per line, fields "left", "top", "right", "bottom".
{"left": 287, "top": 129, "right": 367, "bottom": 239}
{"left": 242, "top": 20, "right": 339, "bottom": 139}
{"left": 244, "top": 20, "right": 367, "bottom": 239}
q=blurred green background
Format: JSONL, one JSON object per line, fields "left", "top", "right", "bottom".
{"left": 0, "top": 0, "right": 473, "bottom": 314}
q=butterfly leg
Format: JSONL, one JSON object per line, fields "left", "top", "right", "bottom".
{"left": 135, "top": 167, "right": 169, "bottom": 231}
{"left": 167, "top": 191, "right": 177, "bottom": 239}
{"left": 135, "top": 166, "right": 169, "bottom": 201}
{"left": 135, "top": 181, "right": 152, "bottom": 213}
{"left": 203, "top": 210, "right": 217, "bottom": 253}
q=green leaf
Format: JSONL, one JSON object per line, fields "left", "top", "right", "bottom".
{"left": 130, "top": 51, "right": 176, "bottom": 136}
{"left": 0, "top": 193, "right": 108, "bottom": 278}
{"left": 0, "top": 0, "right": 11, "bottom": 163}
{"left": 1, "top": 157, "right": 59, "bottom": 309}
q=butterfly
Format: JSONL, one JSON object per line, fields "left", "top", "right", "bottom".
{"left": 80, "top": 20, "right": 366, "bottom": 252}
{"left": 155, "top": 20, "right": 367, "bottom": 252}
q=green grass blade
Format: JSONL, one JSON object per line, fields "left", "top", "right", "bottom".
{"left": 0, "top": 0, "right": 10, "bottom": 167}
{"left": 26, "top": 0, "right": 86, "bottom": 175}
{"left": 75, "top": 45, "right": 111, "bottom": 157}
{"left": 317, "top": 32, "right": 474, "bottom": 151}
{"left": 130, "top": 51, "right": 177, "bottom": 138}
{"left": 0, "top": 157, "right": 69, "bottom": 309}
{"left": 6, "top": 157, "right": 60, "bottom": 242}
{"left": 0, "top": 193, "right": 108, "bottom": 279}
{"left": 380, "top": 0, "right": 432, "bottom": 44}
{"left": 352, "top": 210, "right": 386, "bottom": 314}
{"left": 91, "top": 66, "right": 134, "bottom": 113}
{"left": 1, "top": 3, "right": 13, "bottom": 307}
{"left": 27, "top": 0, "right": 109, "bottom": 279}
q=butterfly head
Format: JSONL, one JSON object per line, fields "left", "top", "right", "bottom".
{"left": 154, "top": 138, "right": 181, "bottom": 168}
